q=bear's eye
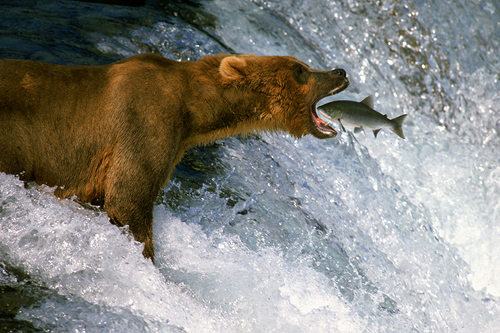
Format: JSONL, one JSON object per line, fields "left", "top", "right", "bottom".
{"left": 292, "top": 63, "right": 309, "bottom": 85}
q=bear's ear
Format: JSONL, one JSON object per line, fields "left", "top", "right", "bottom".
{"left": 219, "top": 56, "right": 248, "bottom": 80}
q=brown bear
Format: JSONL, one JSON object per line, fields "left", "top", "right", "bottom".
{"left": 0, "top": 53, "right": 349, "bottom": 263}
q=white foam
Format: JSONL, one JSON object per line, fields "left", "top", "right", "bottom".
{"left": 154, "top": 206, "right": 363, "bottom": 332}
{"left": 0, "top": 173, "right": 226, "bottom": 332}
{"left": 1, "top": 173, "right": 365, "bottom": 332}
{"left": 361, "top": 115, "right": 500, "bottom": 297}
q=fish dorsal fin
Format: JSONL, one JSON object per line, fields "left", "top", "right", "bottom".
{"left": 360, "top": 95, "right": 374, "bottom": 109}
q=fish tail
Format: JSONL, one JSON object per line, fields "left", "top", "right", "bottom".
{"left": 390, "top": 114, "right": 407, "bottom": 139}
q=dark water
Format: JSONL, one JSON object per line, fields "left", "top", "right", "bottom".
{"left": 1, "top": 0, "right": 500, "bottom": 332}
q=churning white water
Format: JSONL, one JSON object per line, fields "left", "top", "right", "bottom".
{"left": 1, "top": 0, "right": 500, "bottom": 332}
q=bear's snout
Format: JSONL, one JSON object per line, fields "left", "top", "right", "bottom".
{"left": 332, "top": 68, "right": 347, "bottom": 77}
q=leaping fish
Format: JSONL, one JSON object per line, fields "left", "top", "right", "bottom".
{"left": 317, "top": 96, "right": 407, "bottom": 139}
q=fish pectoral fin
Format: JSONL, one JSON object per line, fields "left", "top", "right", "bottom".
{"left": 338, "top": 119, "right": 346, "bottom": 132}
{"left": 354, "top": 127, "right": 364, "bottom": 134}
{"left": 373, "top": 129, "right": 381, "bottom": 138}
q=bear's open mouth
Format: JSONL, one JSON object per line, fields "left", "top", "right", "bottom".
{"left": 310, "top": 86, "right": 346, "bottom": 137}
{"left": 311, "top": 99, "right": 336, "bottom": 135}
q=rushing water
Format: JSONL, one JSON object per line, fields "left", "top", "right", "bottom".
{"left": 1, "top": 0, "right": 500, "bottom": 332}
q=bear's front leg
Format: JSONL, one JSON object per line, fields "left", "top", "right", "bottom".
{"left": 103, "top": 169, "right": 161, "bottom": 264}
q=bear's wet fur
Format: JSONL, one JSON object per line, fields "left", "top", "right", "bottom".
{"left": 0, "top": 53, "right": 349, "bottom": 262}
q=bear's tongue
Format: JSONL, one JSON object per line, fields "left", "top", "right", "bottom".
{"left": 312, "top": 109, "right": 337, "bottom": 135}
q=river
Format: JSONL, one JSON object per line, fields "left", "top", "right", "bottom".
{"left": 1, "top": 0, "right": 500, "bottom": 332}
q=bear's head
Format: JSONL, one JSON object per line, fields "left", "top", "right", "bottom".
{"left": 219, "top": 54, "right": 349, "bottom": 139}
